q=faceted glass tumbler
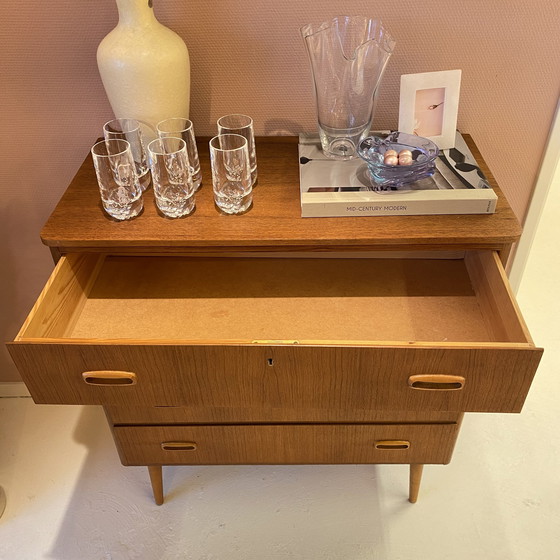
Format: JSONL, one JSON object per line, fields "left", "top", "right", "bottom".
{"left": 147, "top": 137, "right": 196, "bottom": 218}
{"left": 91, "top": 139, "right": 143, "bottom": 221}
{"left": 217, "top": 114, "right": 257, "bottom": 185}
{"left": 103, "top": 118, "right": 152, "bottom": 191}
{"left": 156, "top": 117, "right": 202, "bottom": 191}
{"left": 209, "top": 133, "right": 253, "bottom": 214}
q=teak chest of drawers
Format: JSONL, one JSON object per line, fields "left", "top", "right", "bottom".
{"left": 8, "top": 136, "right": 542, "bottom": 504}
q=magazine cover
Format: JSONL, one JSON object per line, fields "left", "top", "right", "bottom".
{"left": 299, "top": 132, "right": 497, "bottom": 217}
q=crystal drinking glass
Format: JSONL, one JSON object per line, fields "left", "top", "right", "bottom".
{"left": 91, "top": 138, "right": 143, "bottom": 220}
{"left": 103, "top": 118, "right": 152, "bottom": 191}
{"left": 217, "top": 114, "right": 257, "bottom": 185}
{"left": 156, "top": 117, "right": 202, "bottom": 191}
{"left": 147, "top": 137, "right": 196, "bottom": 218}
{"left": 209, "top": 134, "right": 253, "bottom": 214}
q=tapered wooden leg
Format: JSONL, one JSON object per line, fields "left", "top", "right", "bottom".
{"left": 409, "top": 464, "right": 424, "bottom": 503}
{"left": 148, "top": 465, "right": 164, "bottom": 505}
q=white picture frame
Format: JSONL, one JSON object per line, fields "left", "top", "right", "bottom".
{"left": 398, "top": 70, "right": 462, "bottom": 149}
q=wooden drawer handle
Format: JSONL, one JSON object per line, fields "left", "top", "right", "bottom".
{"left": 161, "top": 442, "right": 197, "bottom": 451}
{"left": 375, "top": 440, "right": 410, "bottom": 450}
{"left": 82, "top": 371, "right": 137, "bottom": 386}
{"left": 408, "top": 374, "right": 465, "bottom": 391}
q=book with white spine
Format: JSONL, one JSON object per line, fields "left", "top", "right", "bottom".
{"left": 299, "top": 132, "right": 497, "bottom": 217}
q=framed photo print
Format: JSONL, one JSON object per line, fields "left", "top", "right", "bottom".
{"left": 398, "top": 70, "right": 462, "bottom": 149}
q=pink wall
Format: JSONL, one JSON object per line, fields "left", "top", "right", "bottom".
{"left": 1, "top": 1, "right": 559, "bottom": 381}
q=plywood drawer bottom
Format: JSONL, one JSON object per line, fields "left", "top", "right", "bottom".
{"left": 112, "top": 423, "right": 460, "bottom": 466}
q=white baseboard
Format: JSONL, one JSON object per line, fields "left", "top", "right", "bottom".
{"left": 0, "top": 382, "right": 31, "bottom": 397}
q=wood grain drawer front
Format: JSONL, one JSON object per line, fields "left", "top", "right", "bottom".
{"left": 112, "top": 423, "right": 460, "bottom": 466}
{"left": 10, "top": 343, "right": 541, "bottom": 412}
{"left": 9, "top": 252, "right": 542, "bottom": 412}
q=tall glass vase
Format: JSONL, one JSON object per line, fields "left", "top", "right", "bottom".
{"left": 97, "top": 0, "right": 190, "bottom": 140}
{"left": 301, "top": 16, "right": 395, "bottom": 159}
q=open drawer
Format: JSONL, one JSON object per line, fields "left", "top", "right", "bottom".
{"left": 8, "top": 253, "right": 542, "bottom": 412}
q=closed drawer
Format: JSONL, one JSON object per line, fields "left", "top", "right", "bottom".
{"left": 9, "top": 252, "right": 542, "bottom": 412}
{"left": 112, "top": 423, "right": 460, "bottom": 466}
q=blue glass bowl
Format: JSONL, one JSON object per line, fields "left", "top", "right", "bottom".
{"left": 358, "top": 132, "right": 439, "bottom": 188}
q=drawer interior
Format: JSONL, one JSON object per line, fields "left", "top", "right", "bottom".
{"left": 18, "top": 252, "right": 532, "bottom": 345}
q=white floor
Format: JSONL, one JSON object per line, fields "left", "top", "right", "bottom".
{"left": 2, "top": 197, "right": 560, "bottom": 559}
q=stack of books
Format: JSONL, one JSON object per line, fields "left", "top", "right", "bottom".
{"left": 299, "top": 132, "right": 497, "bottom": 217}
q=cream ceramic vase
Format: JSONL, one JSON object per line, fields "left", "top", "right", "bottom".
{"left": 97, "top": 0, "right": 190, "bottom": 138}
